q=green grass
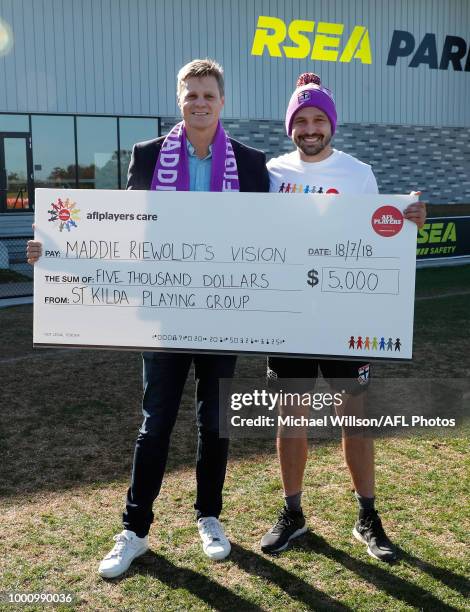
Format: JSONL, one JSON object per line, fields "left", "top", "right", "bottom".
{"left": 0, "top": 267, "right": 469, "bottom": 611}
{"left": 415, "top": 264, "right": 470, "bottom": 296}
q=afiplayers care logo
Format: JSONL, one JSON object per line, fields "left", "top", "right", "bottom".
{"left": 48, "top": 197, "right": 80, "bottom": 232}
{"left": 251, "top": 15, "right": 470, "bottom": 71}
{"left": 371, "top": 206, "right": 403, "bottom": 237}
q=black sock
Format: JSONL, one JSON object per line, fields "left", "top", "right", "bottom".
{"left": 284, "top": 491, "right": 302, "bottom": 513}
{"left": 355, "top": 491, "right": 375, "bottom": 517}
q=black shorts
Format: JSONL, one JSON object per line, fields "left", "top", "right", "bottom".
{"left": 267, "top": 356, "right": 370, "bottom": 396}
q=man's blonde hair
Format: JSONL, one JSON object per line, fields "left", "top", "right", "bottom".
{"left": 177, "top": 58, "right": 224, "bottom": 101}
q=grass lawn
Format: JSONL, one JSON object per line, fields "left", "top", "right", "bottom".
{"left": 0, "top": 266, "right": 469, "bottom": 611}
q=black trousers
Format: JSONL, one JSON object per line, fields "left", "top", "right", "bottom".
{"left": 123, "top": 352, "right": 237, "bottom": 537}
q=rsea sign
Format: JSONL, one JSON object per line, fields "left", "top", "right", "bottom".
{"left": 251, "top": 15, "right": 470, "bottom": 71}
{"left": 416, "top": 217, "right": 470, "bottom": 260}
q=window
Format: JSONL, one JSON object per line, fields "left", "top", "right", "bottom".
{"left": 77, "top": 117, "right": 118, "bottom": 189}
{"left": 119, "top": 118, "right": 158, "bottom": 188}
{"left": 3, "top": 114, "right": 160, "bottom": 199}
{"left": 31, "top": 115, "right": 76, "bottom": 188}
{"left": 0, "top": 114, "right": 29, "bottom": 132}
{"left": 3, "top": 137, "right": 30, "bottom": 209}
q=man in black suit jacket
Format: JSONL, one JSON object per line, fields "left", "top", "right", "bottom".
{"left": 96, "top": 58, "right": 269, "bottom": 577}
{"left": 127, "top": 135, "right": 268, "bottom": 192}
{"left": 27, "top": 57, "right": 268, "bottom": 577}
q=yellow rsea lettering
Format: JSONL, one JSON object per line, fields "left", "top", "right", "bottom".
{"left": 251, "top": 15, "right": 373, "bottom": 65}
{"left": 340, "top": 26, "right": 372, "bottom": 64}
{"left": 283, "top": 20, "right": 315, "bottom": 58}
{"left": 417, "top": 225, "right": 430, "bottom": 244}
{"left": 251, "top": 15, "right": 286, "bottom": 57}
{"left": 442, "top": 222, "right": 457, "bottom": 242}
{"left": 429, "top": 223, "right": 444, "bottom": 243}
{"left": 311, "top": 22, "right": 344, "bottom": 61}
{"left": 417, "top": 222, "right": 456, "bottom": 244}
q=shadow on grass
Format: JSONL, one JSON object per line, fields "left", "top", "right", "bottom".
{"left": 115, "top": 549, "right": 265, "bottom": 612}
{"left": 396, "top": 547, "right": 470, "bottom": 599}
{"left": 121, "top": 547, "right": 351, "bottom": 612}
{"left": 230, "top": 543, "right": 352, "bottom": 611}
{"left": 296, "top": 532, "right": 462, "bottom": 611}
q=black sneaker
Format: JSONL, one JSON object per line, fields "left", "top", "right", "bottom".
{"left": 353, "top": 510, "right": 397, "bottom": 562}
{"left": 260, "top": 507, "right": 307, "bottom": 553}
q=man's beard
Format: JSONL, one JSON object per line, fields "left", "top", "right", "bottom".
{"left": 294, "top": 133, "right": 332, "bottom": 157}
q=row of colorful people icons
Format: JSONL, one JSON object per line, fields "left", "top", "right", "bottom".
{"left": 348, "top": 336, "right": 401, "bottom": 351}
{"left": 278, "top": 183, "right": 339, "bottom": 194}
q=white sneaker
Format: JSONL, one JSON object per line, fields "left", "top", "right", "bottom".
{"left": 197, "top": 517, "right": 231, "bottom": 560}
{"left": 98, "top": 530, "right": 149, "bottom": 578}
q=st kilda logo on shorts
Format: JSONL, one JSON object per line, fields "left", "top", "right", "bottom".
{"left": 371, "top": 206, "right": 403, "bottom": 237}
{"left": 357, "top": 364, "right": 370, "bottom": 385}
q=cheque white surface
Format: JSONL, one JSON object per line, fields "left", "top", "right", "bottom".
{"left": 33, "top": 189, "right": 417, "bottom": 359}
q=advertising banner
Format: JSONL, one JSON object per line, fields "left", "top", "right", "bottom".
{"left": 416, "top": 216, "right": 470, "bottom": 261}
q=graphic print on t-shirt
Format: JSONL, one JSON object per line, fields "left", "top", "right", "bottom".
{"left": 278, "top": 182, "right": 339, "bottom": 194}
{"left": 267, "top": 150, "right": 379, "bottom": 196}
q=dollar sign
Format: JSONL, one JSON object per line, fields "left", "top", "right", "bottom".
{"left": 307, "top": 269, "right": 319, "bottom": 287}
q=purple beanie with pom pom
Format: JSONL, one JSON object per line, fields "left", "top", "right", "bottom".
{"left": 285, "top": 73, "right": 337, "bottom": 137}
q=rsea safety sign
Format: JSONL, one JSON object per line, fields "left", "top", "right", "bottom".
{"left": 416, "top": 216, "right": 470, "bottom": 261}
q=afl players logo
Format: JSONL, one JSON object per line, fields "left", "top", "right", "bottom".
{"left": 371, "top": 206, "right": 403, "bottom": 237}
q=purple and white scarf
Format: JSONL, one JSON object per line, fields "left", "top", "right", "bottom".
{"left": 150, "top": 120, "right": 239, "bottom": 192}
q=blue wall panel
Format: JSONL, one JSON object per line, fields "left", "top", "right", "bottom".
{"left": 0, "top": 0, "right": 469, "bottom": 126}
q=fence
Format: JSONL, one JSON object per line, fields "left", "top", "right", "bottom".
{"left": 0, "top": 237, "right": 34, "bottom": 299}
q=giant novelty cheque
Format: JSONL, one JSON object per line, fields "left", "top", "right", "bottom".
{"left": 33, "top": 189, "right": 417, "bottom": 359}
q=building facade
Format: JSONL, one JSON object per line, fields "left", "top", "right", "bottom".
{"left": 0, "top": 0, "right": 469, "bottom": 231}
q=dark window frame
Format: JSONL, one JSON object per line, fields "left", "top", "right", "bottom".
{"left": 0, "top": 111, "right": 161, "bottom": 212}
{"left": 0, "top": 131, "right": 34, "bottom": 213}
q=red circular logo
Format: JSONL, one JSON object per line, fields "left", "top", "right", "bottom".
{"left": 59, "top": 209, "right": 71, "bottom": 222}
{"left": 371, "top": 206, "right": 403, "bottom": 237}
{"left": 326, "top": 188, "right": 339, "bottom": 194}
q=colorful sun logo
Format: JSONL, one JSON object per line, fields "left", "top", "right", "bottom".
{"left": 48, "top": 197, "right": 80, "bottom": 232}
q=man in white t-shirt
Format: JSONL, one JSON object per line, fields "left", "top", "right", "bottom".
{"left": 261, "top": 73, "right": 426, "bottom": 562}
